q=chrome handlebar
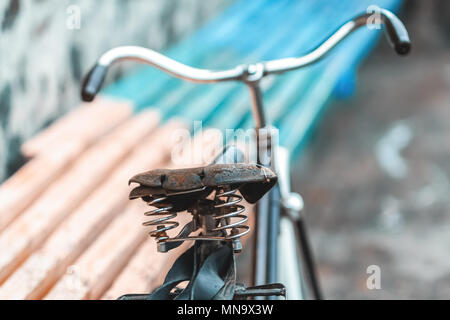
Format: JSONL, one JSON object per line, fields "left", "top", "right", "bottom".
{"left": 263, "top": 9, "right": 410, "bottom": 74}
{"left": 81, "top": 8, "right": 410, "bottom": 102}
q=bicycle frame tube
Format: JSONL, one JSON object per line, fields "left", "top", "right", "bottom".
{"left": 253, "top": 185, "right": 281, "bottom": 297}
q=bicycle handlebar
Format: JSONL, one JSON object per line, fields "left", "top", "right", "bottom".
{"left": 81, "top": 8, "right": 410, "bottom": 102}
{"left": 263, "top": 9, "right": 410, "bottom": 74}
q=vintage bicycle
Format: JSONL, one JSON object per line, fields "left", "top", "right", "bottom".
{"left": 81, "top": 8, "right": 410, "bottom": 300}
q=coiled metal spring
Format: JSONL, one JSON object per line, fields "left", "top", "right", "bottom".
{"left": 142, "top": 195, "right": 179, "bottom": 242}
{"left": 141, "top": 187, "right": 249, "bottom": 249}
{"left": 212, "top": 188, "right": 250, "bottom": 240}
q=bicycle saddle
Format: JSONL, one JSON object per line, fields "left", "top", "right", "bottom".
{"left": 129, "top": 163, "right": 277, "bottom": 204}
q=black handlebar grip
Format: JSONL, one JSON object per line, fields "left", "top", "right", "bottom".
{"left": 81, "top": 64, "right": 108, "bottom": 102}
{"left": 382, "top": 9, "right": 411, "bottom": 55}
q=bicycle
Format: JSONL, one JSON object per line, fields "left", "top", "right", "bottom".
{"left": 81, "top": 8, "right": 410, "bottom": 300}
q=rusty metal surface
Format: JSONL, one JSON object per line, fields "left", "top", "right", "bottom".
{"left": 129, "top": 163, "right": 277, "bottom": 204}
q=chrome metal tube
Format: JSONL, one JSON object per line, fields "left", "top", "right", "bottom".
{"left": 264, "top": 9, "right": 410, "bottom": 74}
{"left": 98, "top": 46, "right": 246, "bottom": 83}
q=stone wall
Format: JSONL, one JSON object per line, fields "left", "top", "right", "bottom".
{"left": 0, "top": 0, "right": 230, "bottom": 181}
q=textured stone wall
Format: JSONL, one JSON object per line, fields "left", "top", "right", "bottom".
{"left": 0, "top": 0, "right": 230, "bottom": 181}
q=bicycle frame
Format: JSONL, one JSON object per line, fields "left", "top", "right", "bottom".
{"left": 81, "top": 8, "right": 410, "bottom": 300}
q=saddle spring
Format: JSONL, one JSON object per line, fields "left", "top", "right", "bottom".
{"left": 212, "top": 187, "right": 250, "bottom": 241}
{"left": 142, "top": 195, "right": 179, "bottom": 242}
{"left": 140, "top": 186, "right": 250, "bottom": 252}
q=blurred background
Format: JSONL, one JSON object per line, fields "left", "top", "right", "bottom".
{"left": 293, "top": 1, "right": 450, "bottom": 298}
{"left": 1, "top": 0, "right": 450, "bottom": 299}
{"left": 0, "top": 0, "right": 230, "bottom": 180}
